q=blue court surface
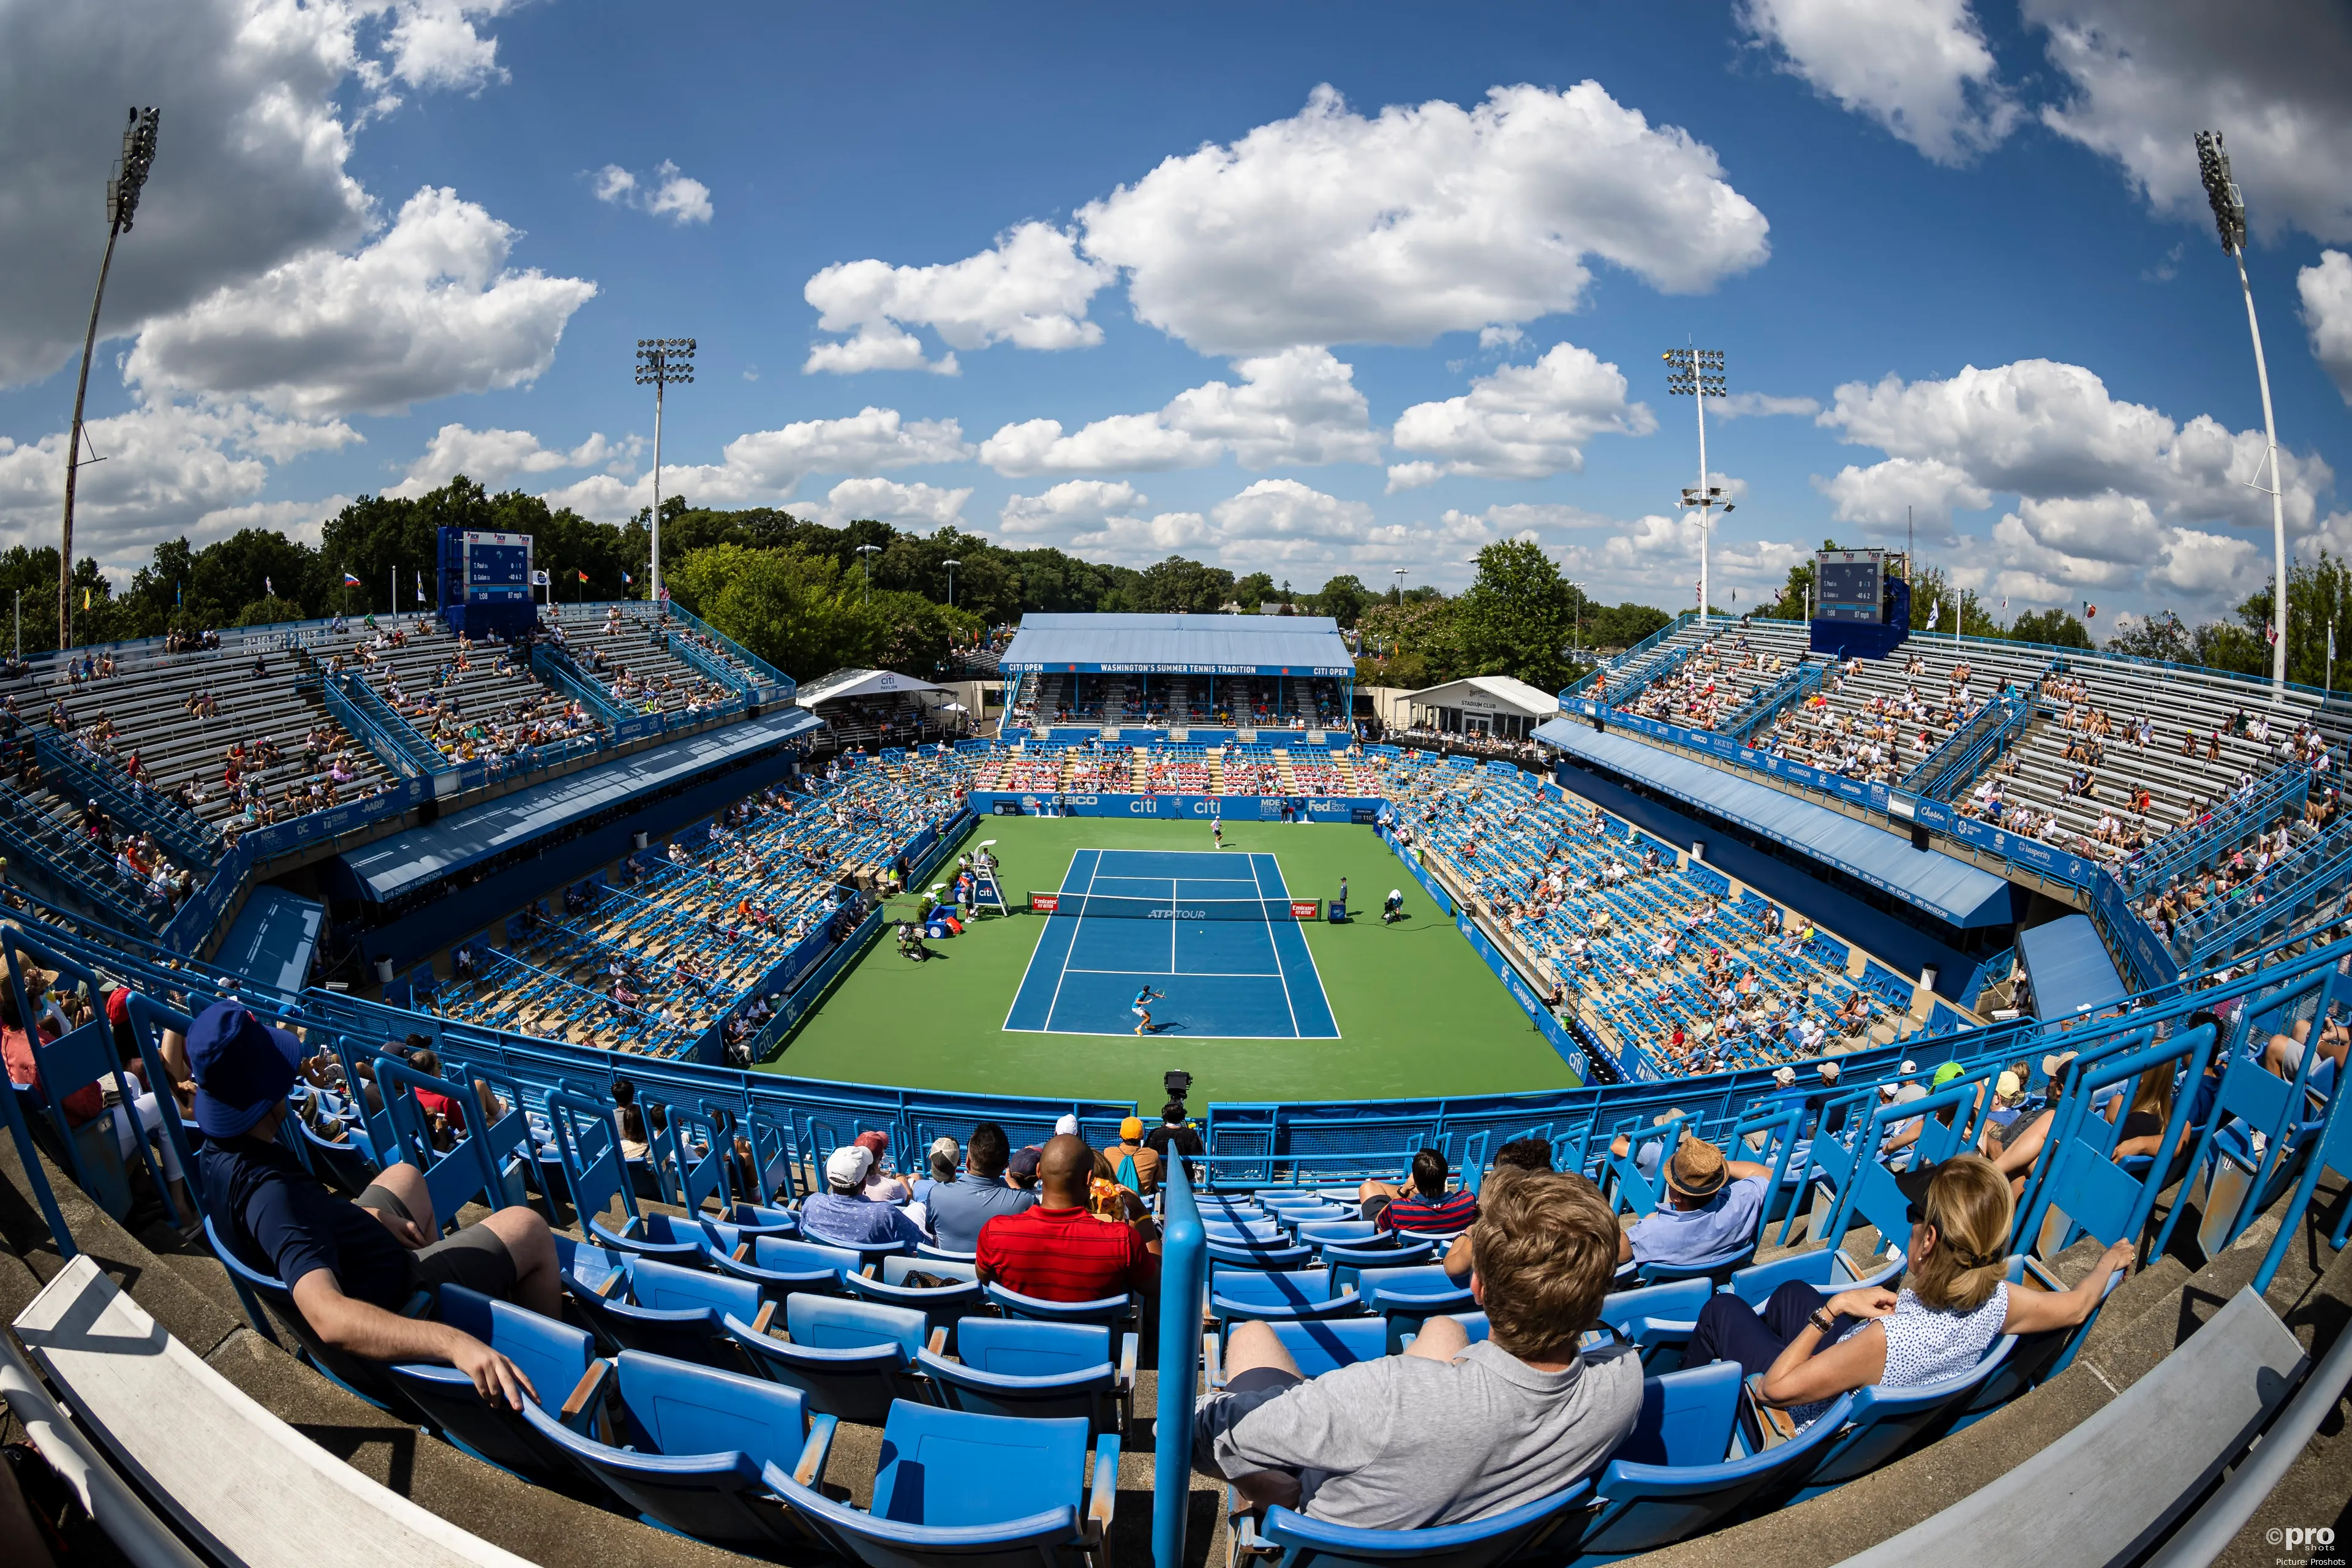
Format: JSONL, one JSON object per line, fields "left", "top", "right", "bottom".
{"left": 1005, "top": 849, "right": 1340, "bottom": 1039}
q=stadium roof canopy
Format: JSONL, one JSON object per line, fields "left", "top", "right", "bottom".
{"left": 1404, "top": 676, "right": 1561, "bottom": 719}
{"left": 1000, "top": 612, "right": 1354, "bottom": 676}
{"left": 339, "top": 708, "right": 819, "bottom": 901}
{"left": 1531, "top": 718, "right": 2013, "bottom": 928}
{"left": 2014, "top": 913, "right": 2129, "bottom": 1020}
{"left": 794, "top": 668, "right": 951, "bottom": 708}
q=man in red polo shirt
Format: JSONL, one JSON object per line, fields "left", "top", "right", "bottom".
{"left": 976, "top": 1134, "right": 1159, "bottom": 1302}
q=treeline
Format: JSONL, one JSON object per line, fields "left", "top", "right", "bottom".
{"left": 28, "top": 478, "right": 1668, "bottom": 691}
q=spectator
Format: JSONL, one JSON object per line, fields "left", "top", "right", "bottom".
{"left": 799, "top": 1145, "right": 927, "bottom": 1249}
{"left": 927, "top": 1120, "right": 1038, "bottom": 1252}
{"left": 1683, "top": 1156, "right": 2132, "bottom": 1428}
{"left": 1443, "top": 1136, "right": 1556, "bottom": 1277}
{"left": 1099, "top": 1115, "right": 1162, "bottom": 1193}
{"left": 1194, "top": 1171, "right": 1641, "bottom": 1528}
{"left": 974, "top": 1134, "right": 1158, "bottom": 1302}
{"left": 189, "top": 1002, "right": 560, "bottom": 1409}
{"left": 1612, "top": 1134, "right": 1772, "bottom": 1268}
{"left": 911, "top": 1136, "right": 959, "bottom": 1208}
{"left": 1144, "top": 1101, "right": 1205, "bottom": 1179}
{"left": 1008, "top": 1145, "right": 1044, "bottom": 1191}
{"left": 854, "top": 1128, "right": 912, "bottom": 1203}
{"left": 1358, "top": 1148, "right": 1478, "bottom": 1235}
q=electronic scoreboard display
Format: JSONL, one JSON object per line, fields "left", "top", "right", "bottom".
{"left": 1815, "top": 550, "right": 1885, "bottom": 625}
{"left": 462, "top": 532, "right": 533, "bottom": 602}
{"left": 437, "top": 527, "right": 535, "bottom": 635}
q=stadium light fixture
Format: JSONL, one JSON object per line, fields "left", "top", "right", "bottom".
{"left": 942, "top": 557, "right": 960, "bottom": 610}
{"left": 61, "top": 107, "right": 160, "bottom": 649}
{"left": 1662, "top": 346, "right": 1727, "bottom": 628}
{"left": 2197, "top": 130, "right": 2288, "bottom": 693}
{"left": 1391, "top": 567, "right": 1408, "bottom": 605}
{"left": 634, "top": 337, "right": 695, "bottom": 605}
{"left": 856, "top": 543, "right": 881, "bottom": 605}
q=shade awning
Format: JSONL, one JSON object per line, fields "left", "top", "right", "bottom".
{"left": 2015, "top": 913, "right": 2130, "bottom": 1020}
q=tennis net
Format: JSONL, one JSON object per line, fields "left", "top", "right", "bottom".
{"left": 1027, "top": 891, "right": 1320, "bottom": 921}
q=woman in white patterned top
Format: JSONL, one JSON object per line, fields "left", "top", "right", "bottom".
{"left": 1684, "top": 1155, "right": 2134, "bottom": 1427}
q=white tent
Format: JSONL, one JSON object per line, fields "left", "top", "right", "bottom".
{"left": 1401, "top": 675, "right": 1560, "bottom": 739}
{"left": 794, "top": 668, "right": 952, "bottom": 709}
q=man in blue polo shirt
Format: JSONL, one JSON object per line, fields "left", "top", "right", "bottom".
{"left": 189, "top": 1001, "right": 561, "bottom": 1410}
{"left": 1613, "top": 1133, "right": 1773, "bottom": 1270}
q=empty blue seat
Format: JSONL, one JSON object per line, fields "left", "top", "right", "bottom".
{"left": 1578, "top": 1371, "right": 1850, "bottom": 1556}
{"left": 919, "top": 1317, "right": 1137, "bottom": 1434}
{"left": 841, "top": 1253, "right": 987, "bottom": 1336}
{"left": 1723, "top": 1248, "right": 1902, "bottom": 1307}
{"left": 1207, "top": 1238, "right": 1317, "bottom": 1272}
{"left": 1294, "top": 1220, "right": 1387, "bottom": 1250}
{"left": 521, "top": 1351, "right": 834, "bottom": 1553}
{"left": 770, "top": 1402, "right": 1117, "bottom": 1568}
{"left": 714, "top": 1200, "right": 800, "bottom": 1238}
{"left": 1318, "top": 1239, "right": 1437, "bottom": 1273}
{"left": 983, "top": 1283, "right": 1136, "bottom": 1328}
{"left": 562, "top": 1249, "right": 763, "bottom": 1369}
{"left": 1238, "top": 1478, "right": 1594, "bottom": 1568}
{"left": 1208, "top": 1267, "right": 1365, "bottom": 1325}
{"left": 704, "top": 1230, "right": 864, "bottom": 1303}
{"left": 389, "top": 1284, "right": 607, "bottom": 1489}
{"left": 729, "top": 1293, "right": 937, "bottom": 1423}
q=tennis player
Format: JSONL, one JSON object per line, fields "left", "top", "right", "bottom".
{"left": 1133, "top": 984, "right": 1164, "bottom": 1036}
{"left": 1212, "top": 816, "right": 1224, "bottom": 850}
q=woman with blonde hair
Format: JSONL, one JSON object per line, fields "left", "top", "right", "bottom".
{"left": 1681, "top": 1155, "right": 2134, "bottom": 1427}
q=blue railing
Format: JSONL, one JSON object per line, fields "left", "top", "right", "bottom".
{"left": 307, "top": 660, "right": 445, "bottom": 778}
{"left": 2179, "top": 818, "right": 2352, "bottom": 967}
{"left": 1901, "top": 691, "right": 2032, "bottom": 803}
{"left": 31, "top": 731, "right": 221, "bottom": 865}
{"left": 1152, "top": 1156, "right": 1205, "bottom": 1568}
{"left": 652, "top": 601, "right": 795, "bottom": 704}
{"left": 2123, "top": 764, "right": 2311, "bottom": 895}
{"left": 1600, "top": 640, "right": 1695, "bottom": 708}
{"left": 529, "top": 642, "right": 638, "bottom": 731}
{"left": 1724, "top": 658, "right": 1828, "bottom": 746}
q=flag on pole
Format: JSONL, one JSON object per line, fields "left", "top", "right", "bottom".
{"left": 2329, "top": 622, "right": 2336, "bottom": 662}
{"left": 2082, "top": 602, "right": 2098, "bottom": 619}
{"left": 2266, "top": 622, "right": 2279, "bottom": 646}
{"left": 265, "top": 575, "right": 273, "bottom": 597}
{"left": 82, "top": 589, "right": 89, "bottom": 611}
{"left": 414, "top": 570, "right": 424, "bottom": 605}
{"left": 342, "top": 570, "right": 361, "bottom": 587}
{"left": 576, "top": 569, "right": 590, "bottom": 584}
{"left": 622, "top": 571, "right": 633, "bottom": 586}
{"left": 530, "top": 570, "right": 549, "bottom": 587}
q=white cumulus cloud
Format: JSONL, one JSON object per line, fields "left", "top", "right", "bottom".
{"left": 998, "top": 481, "right": 1149, "bottom": 535}
{"left": 126, "top": 186, "right": 597, "bottom": 418}
{"left": 389, "top": 423, "right": 621, "bottom": 497}
{"left": 2302, "top": 250, "right": 2352, "bottom": 405}
{"left": 804, "top": 222, "right": 1114, "bottom": 375}
{"left": 1387, "top": 342, "right": 1655, "bottom": 488}
{"left": 795, "top": 478, "right": 973, "bottom": 530}
{"left": 981, "top": 348, "right": 1380, "bottom": 477}
{"left": 591, "top": 159, "right": 713, "bottom": 225}
{"left": 538, "top": 407, "right": 970, "bottom": 521}
{"left": 1077, "top": 83, "right": 1771, "bottom": 356}
{"left": 1738, "top": 0, "right": 2018, "bottom": 165}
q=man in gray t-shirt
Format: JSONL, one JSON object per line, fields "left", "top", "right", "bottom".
{"left": 924, "top": 1121, "right": 1036, "bottom": 1253}
{"left": 1194, "top": 1172, "right": 1643, "bottom": 1529}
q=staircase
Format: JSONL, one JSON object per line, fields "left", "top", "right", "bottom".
{"left": 1272, "top": 748, "right": 1298, "bottom": 790}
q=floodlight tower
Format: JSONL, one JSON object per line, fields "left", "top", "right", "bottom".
{"left": 635, "top": 337, "right": 695, "bottom": 603}
{"left": 2197, "top": 132, "right": 2288, "bottom": 692}
{"left": 1663, "top": 347, "right": 1733, "bottom": 627}
{"left": 61, "top": 107, "right": 161, "bottom": 649}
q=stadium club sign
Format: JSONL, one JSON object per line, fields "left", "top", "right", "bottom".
{"left": 1001, "top": 661, "right": 1354, "bottom": 676}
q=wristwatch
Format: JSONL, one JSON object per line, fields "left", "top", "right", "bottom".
{"left": 1808, "top": 1307, "right": 1838, "bottom": 1334}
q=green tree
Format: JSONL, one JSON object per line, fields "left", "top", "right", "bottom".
{"left": 1584, "top": 601, "right": 1672, "bottom": 652}
{"left": 666, "top": 543, "right": 880, "bottom": 677}
{"left": 1457, "top": 538, "right": 1576, "bottom": 690}
{"left": 1232, "top": 572, "right": 1278, "bottom": 611}
{"left": 2105, "top": 609, "right": 2195, "bottom": 663}
{"left": 2008, "top": 607, "right": 2093, "bottom": 649}
{"left": 1135, "top": 555, "right": 1235, "bottom": 614}
{"left": 1310, "top": 573, "right": 1372, "bottom": 629}
{"left": 1909, "top": 565, "right": 2003, "bottom": 638}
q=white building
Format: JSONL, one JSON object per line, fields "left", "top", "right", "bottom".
{"left": 1400, "top": 675, "right": 1561, "bottom": 740}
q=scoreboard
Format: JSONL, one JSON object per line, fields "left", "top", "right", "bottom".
{"left": 437, "top": 527, "right": 536, "bottom": 635}
{"left": 1815, "top": 550, "right": 1886, "bottom": 625}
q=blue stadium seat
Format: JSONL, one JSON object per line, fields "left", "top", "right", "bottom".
{"left": 1207, "top": 1238, "right": 1317, "bottom": 1272}
{"left": 1722, "top": 1248, "right": 1902, "bottom": 1307}
{"left": 1208, "top": 1267, "right": 1365, "bottom": 1325}
{"left": 727, "top": 1293, "right": 936, "bottom": 1423}
{"left": 984, "top": 1283, "right": 1138, "bottom": 1328}
{"left": 561, "top": 1248, "right": 762, "bottom": 1369}
{"left": 703, "top": 1229, "right": 864, "bottom": 1302}
{"left": 840, "top": 1253, "right": 987, "bottom": 1335}
{"left": 767, "top": 1403, "right": 1117, "bottom": 1568}
{"left": 1348, "top": 1265, "right": 1477, "bottom": 1351}
{"left": 388, "top": 1284, "right": 607, "bottom": 1489}
{"left": 521, "top": 1351, "right": 834, "bottom": 1553}
{"left": 1205, "top": 1317, "right": 1387, "bottom": 1384}
{"left": 1317, "top": 1238, "right": 1438, "bottom": 1272}
{"left": 202, "top": 1214, "right": 427, "bottom": 1414}
{"left": 918, "top": 1317, "right": 1137, "bottom": 1434}
{"left": 1238, "top": 1477, "right": 1596, "bottom": 1568}
{"left": 1771, "top": 1336, "right": 2018, "bottom": 1503}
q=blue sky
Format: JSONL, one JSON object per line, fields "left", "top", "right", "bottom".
{"left": 2, "top": 0, "right": 2349, "bottom": 626}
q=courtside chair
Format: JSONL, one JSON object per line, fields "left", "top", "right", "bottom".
{"left": 562, "top": 1248, "right": 763, "bottom": 1370}
{"left": 521, "top": 1351, "right": 835, "bottom": 1556}
{"left": 729, "top": 1294, "right": 938, "bottom": 1423}
{"left": 388, "top": 1284, "right": 609, "bottom": 1491}
{"left": 767, "top": 1404, "right": 1118, "bottom": 1568}
{"left": 918, "top": 1317, "right": 1137, "bottom": 1435}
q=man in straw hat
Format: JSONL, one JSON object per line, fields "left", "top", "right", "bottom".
{"left": 1611, "top": 1128, "right": 1776, "bottom": 1270}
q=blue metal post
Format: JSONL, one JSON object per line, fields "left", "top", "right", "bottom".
{"left": 1152, "top": 1154, "right": 1206, "bottom": 1568}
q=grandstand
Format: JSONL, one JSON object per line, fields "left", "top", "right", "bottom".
{"left": 1001, "top": 612, "right": 1355, "bottom": 741}
{"left": 1, "top": 597, "right": 2347, "bottom": 1568}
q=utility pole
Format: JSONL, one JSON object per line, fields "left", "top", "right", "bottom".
{"left": 1664, "top": 346, "right": 1732, "bottom": 626}
{"left": 2198, "top": 132, "right": 2288, "bottom": 693}
{"left": 61, "top": 107, "right": 161, "bottom": 650}
{"left": 635, "top": 338, "right": 695, "bottom": 603}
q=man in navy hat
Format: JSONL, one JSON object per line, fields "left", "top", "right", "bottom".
{"left": 189, "top": 1001, "right": 559, "bottom": 1409}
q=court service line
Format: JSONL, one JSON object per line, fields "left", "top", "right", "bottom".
{"left": 1251, "top": 851, "right": 1303, "bottom": 1036}
{"left": 1041, "top": 846, "right": 1102, "bottom": 1033}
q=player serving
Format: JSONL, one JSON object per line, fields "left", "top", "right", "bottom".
{"left": 1133, "top": 984, "right": 1165, "bottom": 1036}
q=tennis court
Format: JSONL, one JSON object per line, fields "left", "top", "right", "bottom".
{"left": 1004, "top": 848, "right": 1340, "bottom": 1039}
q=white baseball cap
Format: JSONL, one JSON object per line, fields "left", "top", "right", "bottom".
{"left": 1054, "top": 1114, "right": 1079, "bottom": 1136}
{"left": 825, "top": 1145, "right": 872, "bottom": 1188}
